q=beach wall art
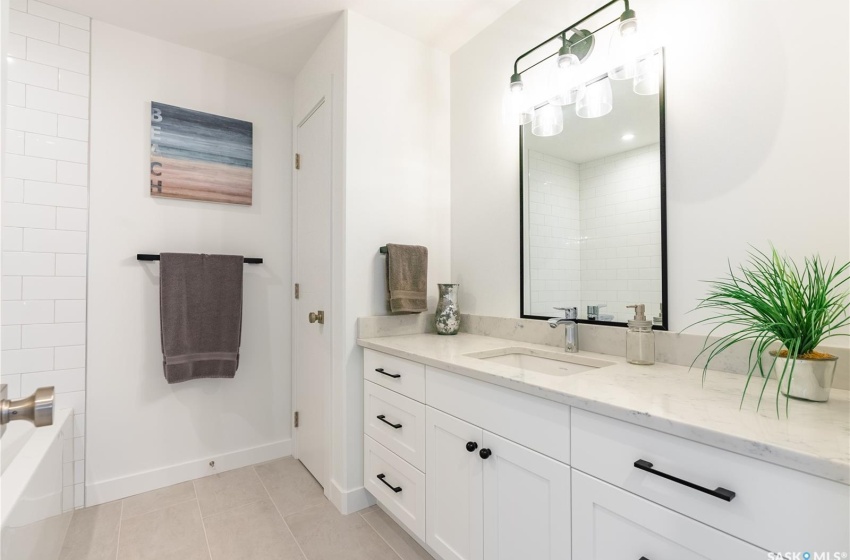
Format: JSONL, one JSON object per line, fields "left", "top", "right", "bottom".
{"left": 150, "top": 102, "right": 254, "bottom": 205}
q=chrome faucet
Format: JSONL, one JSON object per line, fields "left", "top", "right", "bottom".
{"left": 549, "top": 307, "right": 579, "bottom": 353}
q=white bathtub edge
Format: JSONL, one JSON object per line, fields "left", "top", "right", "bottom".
{"left": 1, "top": 409, "right": 73, "bottom": 527}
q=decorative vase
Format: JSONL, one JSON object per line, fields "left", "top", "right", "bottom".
{"left": 435, "top": 284, "right": 460, "bottom": 335}
{"left": 771, "top": 353, "right": 838, "bottom": 402}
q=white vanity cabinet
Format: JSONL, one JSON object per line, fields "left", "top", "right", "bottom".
{"left": 425, "top": 407, "right": 571, "bottom": 560}
{"left": 425, "top": 407, "right": 483, "bottom": 560}
{"left": 362, "top": 347, "right": 850, "bottom": 560}
{"left": 571, "top": 408, "right": 850, "bottom": 552}
{"left": 572, "top": 471, "right": 766, "bottom": 559}
{"left": 364, "top": 349, "right": 572, "bottom": 560}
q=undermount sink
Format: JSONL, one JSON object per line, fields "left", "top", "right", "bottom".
{"left": 465, "top": 347, "right": 616, "bottom": 376}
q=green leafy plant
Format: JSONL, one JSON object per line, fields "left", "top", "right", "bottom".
{"left": 689, "top": 246, "right": 850, "bottom": 415}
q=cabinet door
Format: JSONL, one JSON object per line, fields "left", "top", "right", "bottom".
{"left": 482, "top": 431, "right": 571, "bottom": 560}
{"left": 426, "top": 407, "right": 484, "bottom": 560}
{"left": 572, "top": 470, "right": 766, "bottom": 560}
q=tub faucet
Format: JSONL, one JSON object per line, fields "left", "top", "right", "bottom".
{"left": 549, "top": 307, "right": 579, "bottom": 353}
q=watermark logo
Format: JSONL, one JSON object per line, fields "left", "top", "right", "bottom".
{"left": 768, "top": 553, "right": 848, "bottom": 560}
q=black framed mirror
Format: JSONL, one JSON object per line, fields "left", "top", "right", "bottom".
{"left": 520, "top": 48, "right": 667, "bottom": 329}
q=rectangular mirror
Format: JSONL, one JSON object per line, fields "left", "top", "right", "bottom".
{"left": 521, "top": 49, "right": 667, "bottom": 328}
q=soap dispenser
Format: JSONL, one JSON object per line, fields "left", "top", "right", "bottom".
{"left": 626, "top": 304, "right": 655, "bottom": 365}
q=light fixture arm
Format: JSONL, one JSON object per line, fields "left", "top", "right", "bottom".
{"left": 511, "top": 0, "right": 631, "bottom": 75}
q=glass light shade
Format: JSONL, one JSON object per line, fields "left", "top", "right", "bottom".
{"left": 607, "top": 16, "right": 641, "bottom": 80}
{"left": 502, "top": 82, "right": 533, "bottom": 125}
{"left": 633, "top": 53, "right": 660, "bottom": 95}
{"left": 548, "top": 53, "right": 586, "bottom": 106}
{"left": 576, "top": 78, "right": 613, "bottom": 118}
{"left": 531, "top": 104, "right": 564, "bottom": 137}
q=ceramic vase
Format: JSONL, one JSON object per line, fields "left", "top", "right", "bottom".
{"left": 435, "top": 284, "right": 460, "bottom": 335}
{"left": 772, "top": 353, "right": 838, "bottom": 402}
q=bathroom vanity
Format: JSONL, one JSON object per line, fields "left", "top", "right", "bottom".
{"left": 358, "top": 327, "right": 850, "bottom": 559}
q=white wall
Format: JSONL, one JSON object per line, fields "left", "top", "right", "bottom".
{"left": 343, "top": 10, "right": 450, "bottom": 507}
{"left": 1, "top": 0, "right": 90, "bottom": 511}
{"left": 86, "top": 21, "right": 292, "bottom": 504}
{"left": 452, "top": 0, "right": 850, "bottom": 339}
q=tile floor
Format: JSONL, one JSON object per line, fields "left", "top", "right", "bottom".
{"left": 59, "top": 457, "right": 433, "bottom": 560}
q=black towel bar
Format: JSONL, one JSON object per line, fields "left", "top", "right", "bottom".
{"left": 379, "top": 246, "right": 388, "bottom": 254}
{"left": 137, "top": 254, "right": 263, "bottom": 264}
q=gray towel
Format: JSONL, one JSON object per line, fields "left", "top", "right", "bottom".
{"left": 386, "top": 244, "right": 428, "bottom": 313}
{"left": 159, "top": 253, "right": 244, "bottom": 383}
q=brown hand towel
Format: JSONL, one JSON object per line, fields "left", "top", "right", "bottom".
{"left": 159, "top": 253, "right": 244, "bottom": 383}
{"left": 386, "top": 244, "right": 428, "bottom": 313}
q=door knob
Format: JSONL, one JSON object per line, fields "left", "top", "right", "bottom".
{"left": 308, "top": 310, "right": 325, "bottom": 324}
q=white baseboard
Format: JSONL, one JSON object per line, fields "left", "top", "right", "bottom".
{"left": 328, "top": 479, "right": 375, "bottom": 514}
{"left": 85, "top": 439, "right": 291, "bottom": 507}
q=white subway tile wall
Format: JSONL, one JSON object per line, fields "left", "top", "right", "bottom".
{"left": 579, "top": 144, "right": 662, "bottom": 323}
{"left": 2, "top": 0, "right": 90, "bottom": 511}
{"left": 527, "top": 151, "right": 582, "bottom": 316}
{"left": 526, "top": 145, "right": 662, "bottom": 323}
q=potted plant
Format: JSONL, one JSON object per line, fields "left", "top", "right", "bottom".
{"left": 690, "top": 246, "right": 850, "bottom": 415}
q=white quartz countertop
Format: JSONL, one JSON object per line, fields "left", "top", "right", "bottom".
{"left": 358, "top": 333, "right": 850, "bottom": 485}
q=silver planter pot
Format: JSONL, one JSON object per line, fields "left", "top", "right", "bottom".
{"left": 771, "top": 353, "right": 838, "bottom": 402}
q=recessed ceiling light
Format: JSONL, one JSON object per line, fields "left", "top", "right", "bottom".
{"left": 621, "top": 133, "right": 635, "bottom": 141}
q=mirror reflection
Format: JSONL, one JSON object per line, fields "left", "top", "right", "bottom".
{"left": 521, "top": 55, "right": 665, "bottom": 326}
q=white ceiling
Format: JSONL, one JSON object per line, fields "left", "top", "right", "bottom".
{"left": 47, "top": 0, "right": 523, "bottom": 75}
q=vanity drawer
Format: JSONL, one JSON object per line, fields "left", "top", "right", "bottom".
{"left": 571, "top": 408, "right": 850, "bottom": 552}
{"left": 364, "top": 380, "right": 426, "bottom": 472}
{"left": 426, "top": 366, "right": 570, "bottom": 464}
{"left": 364, "top": 435, "right": 426, "bottom": 541}
{"left": 572, "top": 470, "right": 766, "bottom": 559}
{"left": 364, "top": 349, "right": 425, "bottom": 402}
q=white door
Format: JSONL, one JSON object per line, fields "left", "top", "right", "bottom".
{"left": 482, "top": 431, "right": 571, "bottom": 560}
{"left": 572, "top": 471, "right": 766, "bottom": 560}
{"left": 294, "top": 99, "right": 332, "bottom": 487}
{"left": 426, "top": 407, "right": 484, "bottom": 560}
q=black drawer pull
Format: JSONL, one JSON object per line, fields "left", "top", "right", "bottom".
{"left": 375, "top": 368, "right": 401, "bottom": 379}
{"left": 640, "top": 557, "right": 650, "bottom": 560}
{"left": 479, "top": 448, "right": 492, "bottom": 459}
{"left": 466, "top": 441, "right": 478, "bottom": 452}
{"left": 377, "top": 473, "right": 402, "bottom": 493}
{"left": 634, "top": 459, "right": 736, "bottom": 502}
{"left": 377, "top": 414, "right": 402, "bottom": 429}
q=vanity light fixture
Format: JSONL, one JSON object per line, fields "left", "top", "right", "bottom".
{"left": 532, "top": 103, "right": 564, "bottom": 137}
{"left": 576, "top": 77, "right": 613, "bottom": 119}
{"left": 607, "top": 6, "right": 643, "bottom": 80}
{"left": 633, "top": 51, "right": 661, "bottom": 95}
{"left": 547, "top": 31, "right": 593, "bottom": 106}
{"left": 502, "top": 72, "right": 534, "bottom": 125}
{"left": 505, "top": 0, "right": 652, "bottom": 134}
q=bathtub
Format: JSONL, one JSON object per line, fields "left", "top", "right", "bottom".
{"left": 1, "top": 408, "right": 74, "bottom": 560}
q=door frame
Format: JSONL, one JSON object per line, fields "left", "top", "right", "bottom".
{"left": 291, "top": 84, "right": 334, "bottom": 495}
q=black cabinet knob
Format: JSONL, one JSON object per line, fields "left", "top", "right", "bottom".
{"left": 479, "top": 448, "right": 492, "bottom": 459}
{"left": 466, "top": 441, "right": 478, "bottom": 452}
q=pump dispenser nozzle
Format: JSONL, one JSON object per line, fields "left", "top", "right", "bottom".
{"left": 626, "top": 304, "right": 646, "bottom": 321}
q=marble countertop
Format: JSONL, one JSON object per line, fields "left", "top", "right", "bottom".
{"left": 358, "top": 332, "right": 850, "bottom": 485}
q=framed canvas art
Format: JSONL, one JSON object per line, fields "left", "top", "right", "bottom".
{"left": 150, "top": 102, "right": 253, "bottom": 205}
